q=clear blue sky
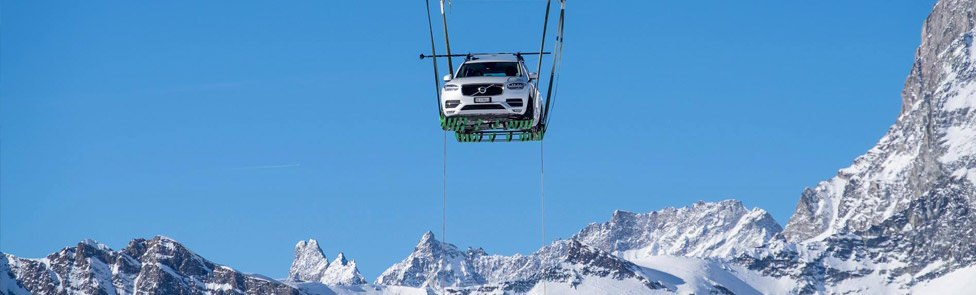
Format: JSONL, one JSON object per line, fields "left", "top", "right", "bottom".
{"left": 1, "top": 0, "right": 936, "bottom": 280}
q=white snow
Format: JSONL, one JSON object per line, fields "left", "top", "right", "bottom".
{"left": 205, "top": 282, "right": 235, "bottom": 291}
{"left": 943, "top": 81, "right": 976, "bottom": 111}
{"left": 950, "top": 167, "right": 976, "bottom": 185}
{"left": 911, "top": 265, "right": 976, "bottom": 294}
{"left": 941, "top": 124, "right": 976, "bottom": 163}
{"left": 525, "top": 275, "right": 671, "bottom": 295}
{"left": 622, "top": 254, "right": 795, "bottom": 295}
{"left": 291, "top": 281, "right": 428, "bottom": 295}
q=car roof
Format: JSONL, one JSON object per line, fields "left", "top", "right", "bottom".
{"left": 465, "top": 54, "right": 519, "bottom": 63}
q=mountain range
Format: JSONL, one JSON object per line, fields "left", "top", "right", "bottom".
{"left": 3, "top": 0, "right": 975, "bottom": 293}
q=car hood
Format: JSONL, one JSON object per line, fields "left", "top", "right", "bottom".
{"left": 447, "top": 76, "right": 525, "bottom": 85}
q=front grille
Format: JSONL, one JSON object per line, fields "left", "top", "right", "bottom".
{"left": 462, "top": 84, "right": 504, "bottom": 96}
{"left": 461, "top": 104, "right": 505, "bottom": 110}
{"left": 506, "top": 99, "right": 523, "bottom": 107}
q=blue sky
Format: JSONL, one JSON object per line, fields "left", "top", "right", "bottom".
{"left": 1, "top": 0, "right": 936, "bottom": 280}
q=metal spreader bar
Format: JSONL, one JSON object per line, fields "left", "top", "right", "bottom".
{"left": 420, "top": 52, "right": 551, "bottom": 60}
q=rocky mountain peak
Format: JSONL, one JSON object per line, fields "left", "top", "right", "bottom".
{"left": 286, "top": 239, "right": 366, "bottom": 286}
{"left": 321, "top": 251, "right": 367, "bottom": 286}
{"left": 901, "top": 0, "right": 975, "bottom": 112}
{"left": 289, "top": 238, "right": 330, "bottom": 282}
{"left": 374, "top": 232, "right": 473, "bottom": 288}
{"left": 79, "top": 239, "right": 111, "bottom": 251}
{"left": 417, "top": 231, "right": 438, "bottom": 248}
{"left": 334, "top": 252, "right": 348, "bottom": 265}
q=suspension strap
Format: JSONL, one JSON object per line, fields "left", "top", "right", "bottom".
{"left": 541, "top": 0, "right": 565, "bottom": 127}
{"left": 425, "top": 0, "right": 442, "bottom": 116}
{"left": 535, "top": 0, "right": 552, "bottom": 78}
{"left": 440, "top": 0, "right": 455, "bottom": 76}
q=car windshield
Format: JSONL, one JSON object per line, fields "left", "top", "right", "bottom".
{"left": 456, "top": 62, "right": 520, "bottom": 78}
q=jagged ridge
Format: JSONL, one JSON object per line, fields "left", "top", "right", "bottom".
{"left": 1, "top": 236, "right": 299, "bottom": 295}
{"left": 575, "top": 200, "right": 782, "bottom": 259}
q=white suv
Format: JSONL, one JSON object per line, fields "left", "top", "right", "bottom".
{"left": 440, "top": 55, "right": 541, "bottom": 130}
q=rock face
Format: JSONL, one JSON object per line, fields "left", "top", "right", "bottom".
{"left": 0, "top": 237, "right": 299, "bottom": 295}
{"left": 286, "top": 239, "right": 366, "bottom": 286}
{"left": 575, "top": 200, "right": 782, "bottom": 259}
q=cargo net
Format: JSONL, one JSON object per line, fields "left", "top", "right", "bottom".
{"left": 440, "top": 116, "right": 544, "bottom": 142}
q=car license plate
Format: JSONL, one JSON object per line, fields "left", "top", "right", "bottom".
{"left": 475, "top": 97, "right": 491, "bottom": 103}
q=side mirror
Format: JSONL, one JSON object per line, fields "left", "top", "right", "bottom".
{"left": 529, "top": 72, "right": 539, "bottom": 80}
{"left": 443, "top": 74, "right": 453, "bottom": 82}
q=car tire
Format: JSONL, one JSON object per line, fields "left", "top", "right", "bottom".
{"left": 524, "top": 95, "right": 535, "bottom": 122}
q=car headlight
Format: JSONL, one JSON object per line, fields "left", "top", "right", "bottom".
{"left": 506, "top": 82, "right": 525, "bottom": 90}
{"left": 443, "top": 84, "right": 459, "bottom": 91}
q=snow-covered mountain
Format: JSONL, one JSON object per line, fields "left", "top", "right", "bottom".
{"left": 374, "top": 231, "right": 545, "bottom": 289}
{"left": 375, "top": 232, "right": 667, "bottom": 294}
{"left": 286, "top": 239, "right": 367, "bottom": 286}
{"left": 289, "top": 239, "right": 330, "bottom": 282}
{"left": 575, "top": 200, "right": 782, "bottom": 259}
{"left": 0, "top": 236, "right": 299, "bottom": 295}
{"left": 783, "top": 0, "right": 975, "bottom": 243}
{"left": 744, "top": 0, "right": 976, "bottom": 291}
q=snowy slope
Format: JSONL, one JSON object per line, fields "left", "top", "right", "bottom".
{"left": 624, "top": 255, "right": 796, "bottom": 295}
{"left": 911, "top": 265, "right": 976, "bottom": 294}
{"left": 288, "top": 282, "right": 428, "bottom": 295}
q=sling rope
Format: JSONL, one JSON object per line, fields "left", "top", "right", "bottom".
{"left": 540, "top": 140, "right": 547, "bottom": 295}
{"left": 424, "top": 1, "right": 449, "bottom": 292}
{"left": 442, "top": 130, "right": 448, "bottom": 293}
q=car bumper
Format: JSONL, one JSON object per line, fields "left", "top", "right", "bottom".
{"left": 440, "top": 90, "right": 529, "bottom": 117}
